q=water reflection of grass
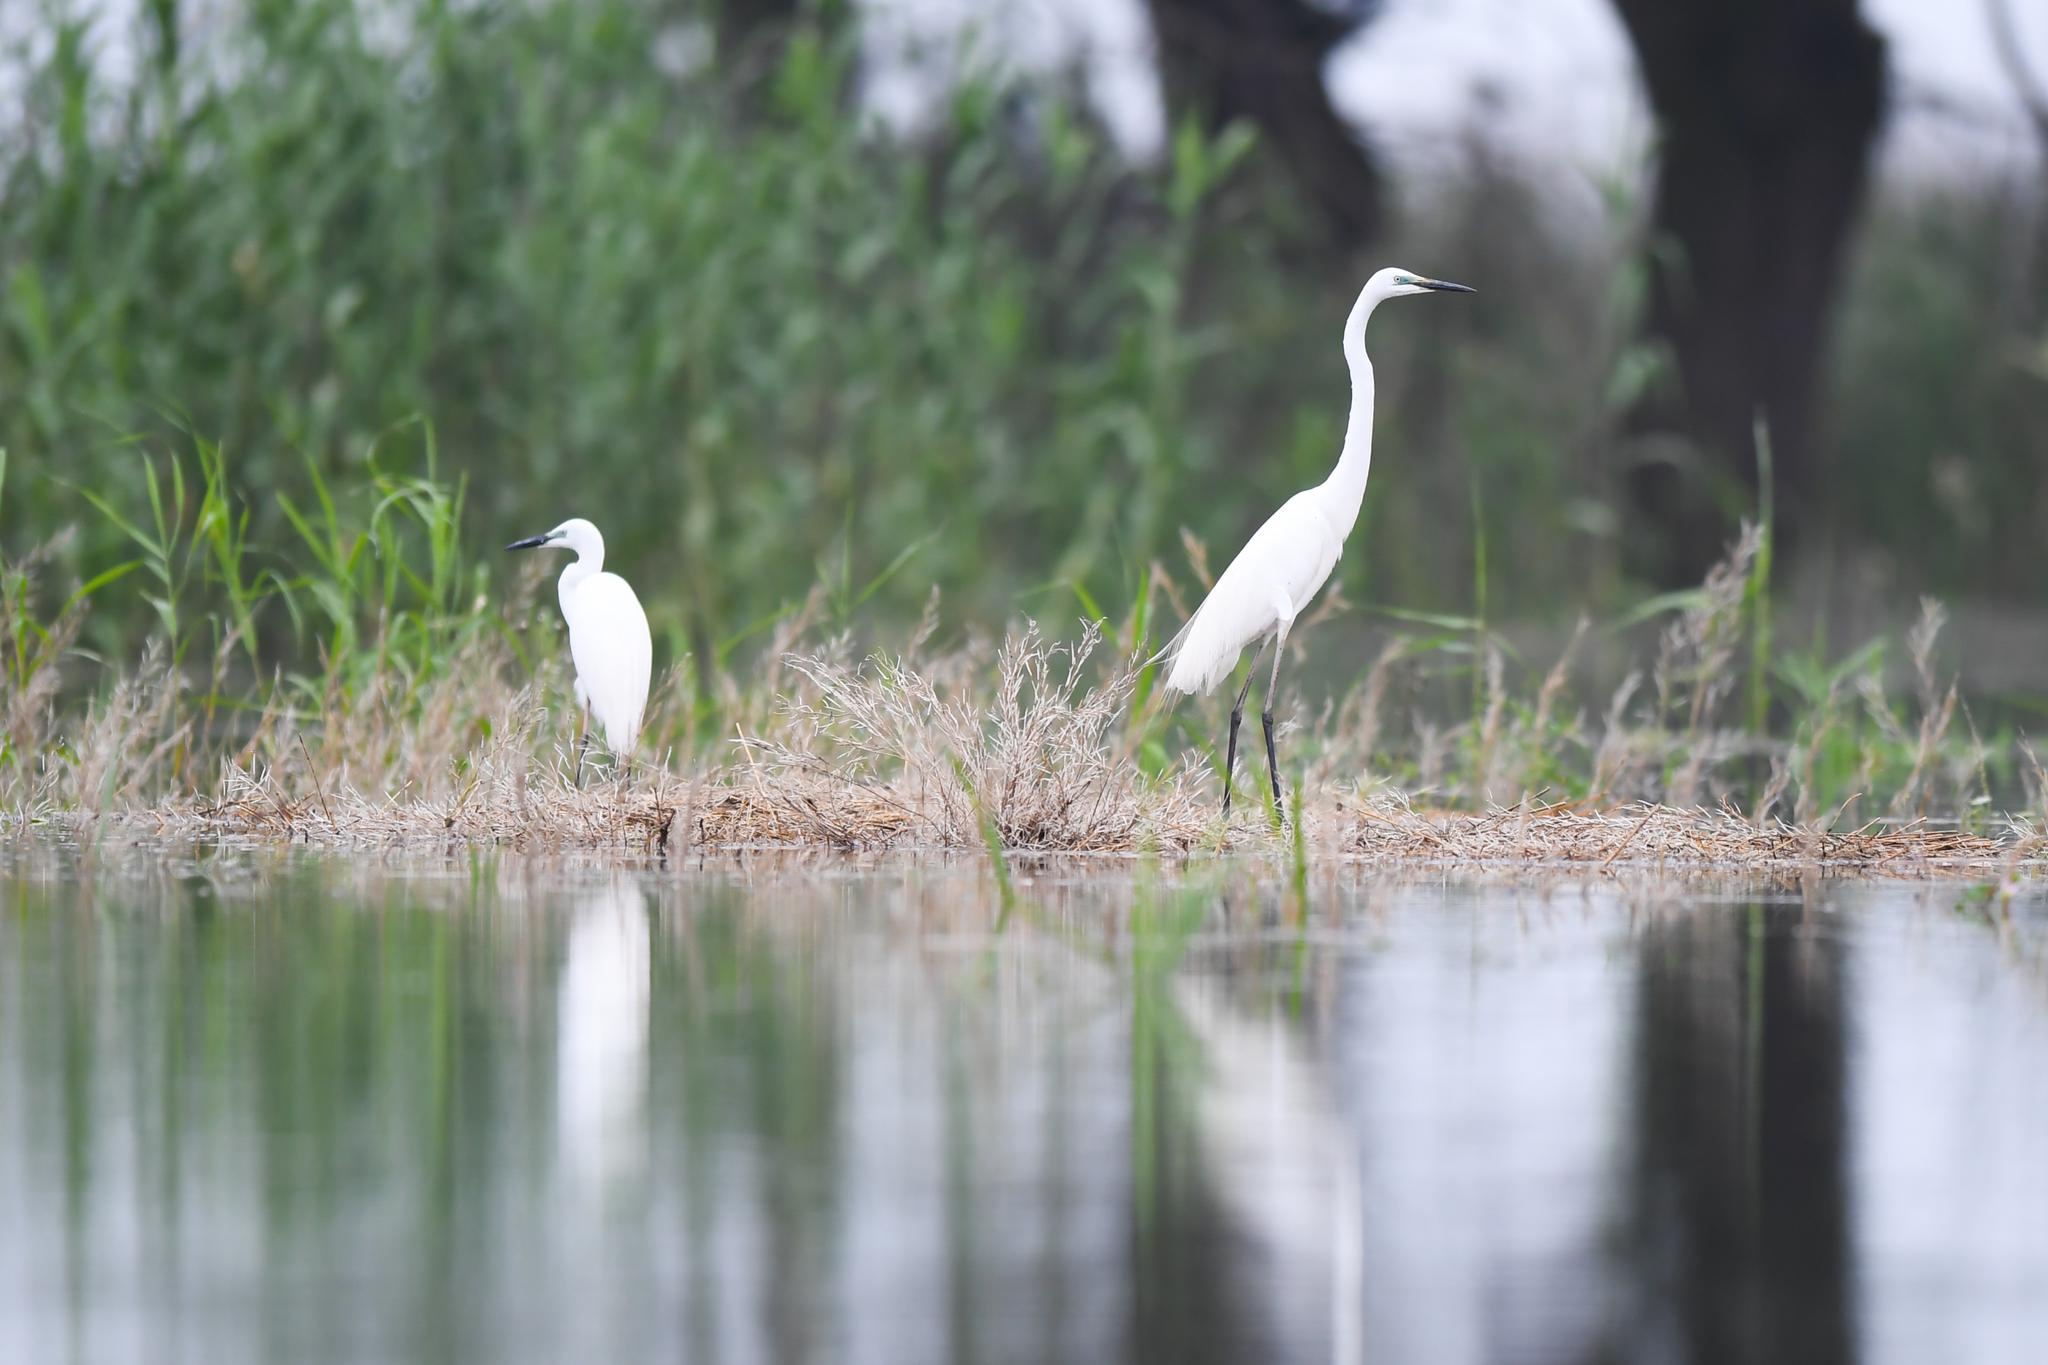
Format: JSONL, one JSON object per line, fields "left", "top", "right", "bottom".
{"left": 1127, "top": 872, "right": 1216, "bottom": 1243}
{"left": 962, "top": 850, "right": 1249, "bottom": 1245}
{"left": 16, "top": 842, "right": 2048, "bottom": 1359}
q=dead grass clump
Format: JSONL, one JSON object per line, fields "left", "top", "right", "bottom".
{"left": 177, "top": 745, "right": 683, "bottom": 852}
{"left": 741, "top": 621, "right": 1211, "bottom": 851}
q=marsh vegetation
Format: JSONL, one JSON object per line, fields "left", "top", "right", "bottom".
{"left": 4, "top": 0, "right": 2046, "bottom": 871}
{"left": 4, "top": 437, "right": 2041, "bottom": 871}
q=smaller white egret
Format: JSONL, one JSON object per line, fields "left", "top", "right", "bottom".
{"left": 507, "top": 518, "right": 652, "bottom": 782}
{"left": 1153, "top": 267, "right": 1474, "bottom": 818}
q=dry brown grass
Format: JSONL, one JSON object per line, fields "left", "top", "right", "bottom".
{"left": 738, "top": 621, "right": 1211, "bottom": 851}
{"left": 8, "top": 531, "right": 2045, "bottom": 874}
{"left": 1337, "top": 796, "right": 2026, "bottom": 872}
{"left": 71, "top": 755, "right": 2037, "bottom": 876}
{"left": 42, "top": 661, "right": 2033, "bottom": 875}
{"left": 92, "top": 771, "right": 2038, "bottom": 874}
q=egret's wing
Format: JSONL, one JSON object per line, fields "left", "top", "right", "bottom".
{"left": 566, "top": 573, "right": 653, "bottom": 752}
{"left": 1159, "top": 494, "right": 1341, "bottom": 696}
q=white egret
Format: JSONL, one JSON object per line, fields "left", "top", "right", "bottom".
{"left": 1154, "top": 267, "right": 1474, "bottom": 817}
{"left": 507, "top": 518, "right": 652, "bottom": 781}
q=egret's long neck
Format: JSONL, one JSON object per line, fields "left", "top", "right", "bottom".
{"left": 558, "top": 541, "right": 602, "bottom": 602}
{"left": 1319, "top": 295, "right": 1378, "bottom": 542}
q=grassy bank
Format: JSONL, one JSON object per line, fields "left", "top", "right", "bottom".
{"left": 5, "top": 0, "right": 2046, "bottom": 872}
{"left": 5, "top": 443, "right": 2043, "bottom": 871}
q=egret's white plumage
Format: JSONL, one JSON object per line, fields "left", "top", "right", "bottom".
{"left": 1155, "top": 267, "right": 1474, "bottom": 813}
{"left": 508, "top": 517, "right": 652, "bottom": 760}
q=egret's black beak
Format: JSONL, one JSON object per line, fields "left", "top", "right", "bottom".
{"left": 1422, "top": 278, "right": 1476, "bottom": 293}
{"left": 505, "top": 533, "right": 554, "bottom": 551}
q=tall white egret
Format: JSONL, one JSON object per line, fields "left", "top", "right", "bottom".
{"left": 1154, "top": 267, "right": 1474, "bottom": 817}
{"left": 507, "top": 518, "right": 652, "bottom": 781}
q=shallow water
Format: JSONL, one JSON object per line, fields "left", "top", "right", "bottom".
{"left": 2, "top": 843, "right": 2044, "bottom": 1365}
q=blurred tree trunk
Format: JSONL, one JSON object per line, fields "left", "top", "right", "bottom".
{"left": 713, "top": 0, "right": 845, "bottom": 93}
{"left": 1142, "top": 0, "right": 1387, "bottom": 245}
{"left": 147, "top": 0, "right": 179, "bottom": 75}
{"left": 1989, "top": 0, "right": 2048, "bottom": 332}
{"left": 1613, "top": 0, "right": 1886, "bottom": 587}
{"left": 715, "top": 0, "right": 795, "bottom": 56}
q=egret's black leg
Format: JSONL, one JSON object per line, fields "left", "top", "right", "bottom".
{"left": 574, "top": 721, "right": 590, "bottom": 789}
{"left": 1262, "top": 622, "right": 1293, "bottom": 821}
{"left": 1260, "top": 709, "right": 1282, "bottom": 820}
{"left": 1222, "top": 658, "right": 1259, "bottom": 815}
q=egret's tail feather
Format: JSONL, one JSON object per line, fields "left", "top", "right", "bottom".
{"left": 1143, "top": 622, "right": 1191, "bottom": 671}
{"left": 1154, "top": 601, "right": 1267, "bottom": 697}
{"left": 1145, "top": 611, "right": 1203, "bottom": 697}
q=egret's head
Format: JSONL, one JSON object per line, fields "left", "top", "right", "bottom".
{"left": 1366, "top": 267, "right": 1476, "bottom": 302}
{"left": 506, "top": 517, "right": 603, "bottom": 557}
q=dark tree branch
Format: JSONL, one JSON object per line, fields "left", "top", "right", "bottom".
{"left": 716, "top": 0, "right": 800, "bottom": 57}
{"left": 1986, "top": 0, "right": 2048, "bottom": 331}
{"left": 711, "top": 0, "right": 847, "bottom": 96}
{"left": 1987, "top": 0, "right": 2048, "bottom": 150}
{"left": 1143, "top": 0, "right": 1389, "bottom": 245}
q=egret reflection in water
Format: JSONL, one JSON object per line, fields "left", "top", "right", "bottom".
{"left": 555, "top": 879, "right": 653, "bottom": 1190}
{"left": 1175, "top": 975, "right": 1364, "bottom": 1364}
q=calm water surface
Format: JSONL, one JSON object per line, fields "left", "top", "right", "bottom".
{"left": 2, "top": 842, "right": 2045, "bottom": 1364}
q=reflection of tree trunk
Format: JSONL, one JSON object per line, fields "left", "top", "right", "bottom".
{"left": 1612, "top": 0, "right": 1886, "bottom": 587}
{"left": 1173, "top": 978, "right": 1358, "bottom": 1364}
{"left": 1142, "top": 0, "right": 1388, "bottom": 245}
{"left": 1619, "top": 906, "right": 1854, "bottom": 1363}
